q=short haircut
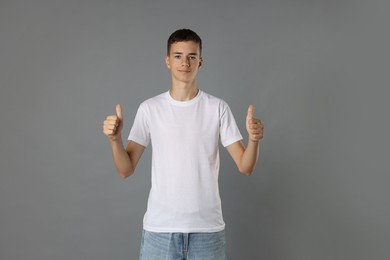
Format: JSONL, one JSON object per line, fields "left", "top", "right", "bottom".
{"left": 167, "top": 29, "right": 202, "bottom": 55}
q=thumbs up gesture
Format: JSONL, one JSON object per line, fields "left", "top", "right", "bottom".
{"left": 103, "top": 104, "right": 124, "bottom": 141}
{"left": 246, "top": 105, "right": 264, "bottom": 142}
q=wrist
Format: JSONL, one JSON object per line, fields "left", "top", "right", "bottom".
{"left": 109, "top": 134, "right": 123, "bottom": 144}
{"left": 248, "top": 139, "right": 260, "bottom": 145}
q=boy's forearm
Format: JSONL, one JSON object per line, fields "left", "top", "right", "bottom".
{"left": 110, "top": 136, "right": 133, "bottom": 178}
{"left": 240, "top": 140, "right": 260, "bottom": 175}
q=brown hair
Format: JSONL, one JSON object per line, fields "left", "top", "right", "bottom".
{"left": 167, "top": 29, "right": 202, "bottom": 55}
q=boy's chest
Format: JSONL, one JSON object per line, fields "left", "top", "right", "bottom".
{"left": 149, "top": 105, "right": 220, "bottom": 143}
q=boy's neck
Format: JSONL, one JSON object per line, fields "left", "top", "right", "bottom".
{"left": 169, "top": 81, "right": 199, "bottom": 101}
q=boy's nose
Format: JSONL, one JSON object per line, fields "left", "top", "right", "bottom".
{"left": 181, "top": 57, "right": 190, "bottom": 67}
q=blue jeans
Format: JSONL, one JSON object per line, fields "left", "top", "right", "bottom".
{"left": 139, "top": 230, "right": 226, "bottom": 260}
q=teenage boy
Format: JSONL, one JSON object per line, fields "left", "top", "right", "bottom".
{"left": 103, "top": 29, "right": 264, "bottom": 259}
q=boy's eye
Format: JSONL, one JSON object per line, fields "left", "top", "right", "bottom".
{"left": 173, "top": 55, "right": 198, "bottom": 61}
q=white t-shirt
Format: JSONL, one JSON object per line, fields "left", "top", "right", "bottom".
{"left": 128, "top": 90, "right": 243, "bottom": 233}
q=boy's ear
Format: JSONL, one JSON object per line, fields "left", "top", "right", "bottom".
{"left": 165, "top": 56, "right": 171, "bottom": 69}
{"left": 199, "top": 57, "right": 203, "bottom": 68}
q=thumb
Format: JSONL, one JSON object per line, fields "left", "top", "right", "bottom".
{"left": 247, "top": 104, "right": 254, "bottom": 121}
{"left": 116, "top": 104, "right": 123, "bottom": 120}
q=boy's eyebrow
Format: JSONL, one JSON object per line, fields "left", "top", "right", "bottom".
{"left": 172, "top": 52, "right": 199, "bottom": 56}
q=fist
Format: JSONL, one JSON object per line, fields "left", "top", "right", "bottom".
{"left": 246, "top": 105, "right": 264, "bottom": 142}
{"left": 103, "top": 104, "right": 123, "bottom": 141}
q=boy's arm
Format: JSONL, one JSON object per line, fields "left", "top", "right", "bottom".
{"left": 111, "top": 139, "right": 145, "bottom": 178}
{"left": 226, "top": 105, "right": 264, "bottom": 176}
{"left": 103, "top": 104, "right": 145, "bottom": 178}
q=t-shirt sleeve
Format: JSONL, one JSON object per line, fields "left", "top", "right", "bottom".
{"left": 128, "top": 103, "right": 150, "bottom": 147}
{"left": 219, "top": 101, "right": 243, "bottom": 147}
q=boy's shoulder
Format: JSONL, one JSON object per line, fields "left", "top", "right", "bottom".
{"left": 201, "top": 91, "right": 230, "bottom": 108}
{"left": 139, "top": 92, "right": 167, "bottom": 107}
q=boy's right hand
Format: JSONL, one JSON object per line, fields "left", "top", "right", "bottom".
{"left": 103, "top": 104, "right": 123, "bottom": 142}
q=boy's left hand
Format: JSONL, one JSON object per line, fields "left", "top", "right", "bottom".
{"left": 246, "top": 105, "right": 264, "bottom": 142}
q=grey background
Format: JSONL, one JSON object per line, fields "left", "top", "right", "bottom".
{"left": 1, "top": 0, "right": 389, "bottom": 259}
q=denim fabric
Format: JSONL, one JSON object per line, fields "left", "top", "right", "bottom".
{"left": 139, "top": 230, "right": 226, "bottom": 260}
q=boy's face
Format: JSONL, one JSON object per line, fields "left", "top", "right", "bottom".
{"left": 165, "top": 41, "right": 202, "bottom": 84}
